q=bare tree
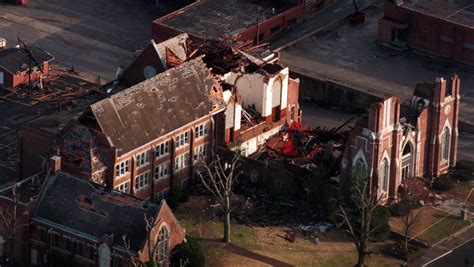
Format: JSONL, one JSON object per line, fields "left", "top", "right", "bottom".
{"left": 0, "top": 186, "right": 30, "bottom": 264}
{"left": 197, "top": 152, "right": 241, "bottom": 243}
{"left": 339, "top": 181, "right": 383, "bottom": 267}
{"left": 396, "top": 190, "right": 423, "bottom": 256}
{"left": 123, "top": 215, "right": 159, "bottom": 267}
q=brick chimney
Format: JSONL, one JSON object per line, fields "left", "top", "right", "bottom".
{"left": 49, "top": 156, "right": 61, "bottom": 173}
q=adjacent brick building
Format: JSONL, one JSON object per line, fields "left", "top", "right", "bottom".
{"left": 31, "top": 168, "right": 184, "bottom": 267}
{"left": 341, "top": 75, "right": 460, "bottom": 198}
{"left": 0, "top": 161, "right": 185, "bottom": 266}
{"left": 0, "top": 46, "right": 54, "bottom": 89}
{"left": 152, "top": 0, "right": 305, "bottom": 44}
{"left": 378, "top": 0, "right": 474, "bottom": 65}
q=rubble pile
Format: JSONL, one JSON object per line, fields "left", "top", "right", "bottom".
{"left": 233, "top": 186, "right": 322, "bottom": 227}
{"left": 256, "top": 121, "right": 352, "bottom": 172}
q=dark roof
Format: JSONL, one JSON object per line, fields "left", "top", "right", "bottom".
{"left": 0, "top": 46, "right": 54, "bottom": 74}
{"left": 402, "top": 0, "right": 474, "bottom": 28}
{"left": 413, "top": 82, "right": 434, "bottom": 100}
{"left": 35, "top": 171, "right": 160, "bottom": 251}
{"left": 158, "top": 0, "right": 297, "bottom": 40}
{"left": 90, "top": 57, "right": 222, "bottom": 155}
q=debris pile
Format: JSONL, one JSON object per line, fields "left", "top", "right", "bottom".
{"left": 253, "top": 120, "right": 353, "bottom": 173}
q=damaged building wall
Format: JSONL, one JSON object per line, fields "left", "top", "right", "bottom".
{"left": 19, "top": 126, "right": 55, "bottom": 180}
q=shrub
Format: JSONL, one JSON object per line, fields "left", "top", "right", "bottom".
{"left": 383, "top": 243, "right": 425, "bottom": 261}
{"left": 389, "top": 202, "right": 405, "bottom": 217}
{"left": 167, "top": 181, "right": 183, "bottom": 209}
{"left": 456, "top": 160, "right": 474, "bottom": 173}
{"left": 453, "top": 169, "right": 474, "bottom": 182}
{"left": 371, "top": 205, "right": 391, "bottom": 242}
{"left": 171, "top": 237, "right": 205, "bottom": 267}
{"left": 433, "top": 174, "right": 453, "bottom": 191}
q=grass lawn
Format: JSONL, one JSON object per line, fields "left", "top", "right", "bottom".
{"left": 389, "top": 206, "right": 471, "bottom": 245}
{"left": 448, "top": 182, "right": 474, "bottom": 205}
{"left": 174, "top": 196, "right": 400, "bottom": 266}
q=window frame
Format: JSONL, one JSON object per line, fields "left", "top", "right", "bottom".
{"left": 154, "top": 162, "right": 170, "bottom": 181}
{"left": 156, "top": 141, "right": 170, "bottom": 159}
{"left": 136, "top": 150, "right": 151, "bottom": 168}
{"left": 115, "top": 159, "right": 130, "bottom": 177}
{"left": 135, "top": 172, "right": 150, "bottom": 191}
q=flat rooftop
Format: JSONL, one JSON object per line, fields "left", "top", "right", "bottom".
{"left": 280, "top": 8, "right": 474, "bottom": 128}
{"left": 401, "top": 0, "right": 474, "bottom": 29}
{"left": 158, "top": 0, "right": 298, "bottom": 39}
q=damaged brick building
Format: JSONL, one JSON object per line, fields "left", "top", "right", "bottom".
{"left": 0, "top": 46, "right": 54, "bottom": 89}
{"left": 341, "top": 75, "right": 460, "bottom": 198}
{"left": 152, "top": 0, "right": 305, "bottom": 44}
{"left": 20, "top": 34, "right": 301, "bottom": 203}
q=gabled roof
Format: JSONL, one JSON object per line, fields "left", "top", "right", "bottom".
{"left": 0, "top": 46, "right": 54, "bottom": 74}
{"left": 34, "top": 171, "right": 161, "bottom": 251}
{"left": 90, "top": 57, "right": 222, "bottom": 155}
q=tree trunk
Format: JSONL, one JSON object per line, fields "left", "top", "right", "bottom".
{"left": 404, "top": 232, "right": 409, "bottom": 257}
{"left": 356, "top": 249, "right": 365, "bottom": 267}
{"left": 223, "top": 197, "right": 231, "bottom": 243}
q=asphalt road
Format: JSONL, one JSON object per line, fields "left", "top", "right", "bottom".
{"left": 426, "top": 239, "right": 474, "bottom": 267}
{"left": 271, "top": 0, "right": 376, "bottom": 50}
{"left": 0, "top": 0, "right": 182, "bottom": 81}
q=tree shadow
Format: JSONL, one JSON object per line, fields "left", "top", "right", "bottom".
{"left": 195, "top": 237, "right": 294, "bottom": 267}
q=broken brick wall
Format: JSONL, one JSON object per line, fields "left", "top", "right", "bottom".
{"left": 19, "top": 126, "right": 55, "bottom": 180}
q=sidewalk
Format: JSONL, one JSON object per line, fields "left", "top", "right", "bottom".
{"left": 409, "top": 226, "right": 474, "bottom": 267}
{"left": 409, "top": 195, "right": 474, "bottom": 267}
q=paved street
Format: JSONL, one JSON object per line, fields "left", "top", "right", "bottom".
{"left": 271, "top": 0, "right": 377, "bottom": 50}
{"left": 0, "top": 0, "right": 182, "bottom": 81}
{"left": 426, "top": 239, "right": 474, "bottom": 267}
{"left": 280, "top": 7, "right": 474, "bottom": 132}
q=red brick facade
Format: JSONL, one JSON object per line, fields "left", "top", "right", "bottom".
{"left": 378, "top": 1, "right": 474, "bottom": 65}
{"left": 341, "top": 75, "right": 460, "bottom": 198}
{"left": 109, "top": 116, "right": 214, "bottom": 201}
{"left": 30, "top": 201, "right": 184, "bottom": 267}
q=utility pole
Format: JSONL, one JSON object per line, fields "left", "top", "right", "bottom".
{"left": 256, "top": 7, "right": 260, "bottom": 45}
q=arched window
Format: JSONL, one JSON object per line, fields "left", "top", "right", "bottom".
{"left": 157, "top": 226, "right": 170, "bottom": 263}
{"left": 354, "top": 158, "right": 368, "bottom": 178}
{"left": 380, "top": 158, "right": 389, "bottom": 192}
{"left": 441, "top": 128, "right": 450, "bottom": 161}
{"left": 401, "top": 143, "right": 412, "bottom": 180}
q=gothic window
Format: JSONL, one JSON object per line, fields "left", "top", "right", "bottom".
{"left": 441, "top": 128, "right": 450, "bottom": 161}
{"left": 157, "top": 226, "right": 170, "bottom": 264}
{"left": 401, "top": 143, "right": 412, "bottom": 180}
{"left": 354, "top": 157, "right": 368, "bottom": 178}
{"left": 380, "top": 158, "right": 389, "bottom": 192}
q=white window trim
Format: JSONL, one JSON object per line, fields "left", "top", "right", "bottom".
{"left": 135, "top": 171, "right": 150, "bottom": 191}
{"left": 114, "top": 181, "right": 130, "bottom": 193}
{"left": 156, "top": 141, "right": 170, "bottom": 159}
{"left": 136, "top": 150, "right": 151, "bottom": 169}
{"left": 154, "top": 162, "right": 170, "bottom": 181}
{"left": 115, "top": 159, "right": 130, "bottom": 178}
